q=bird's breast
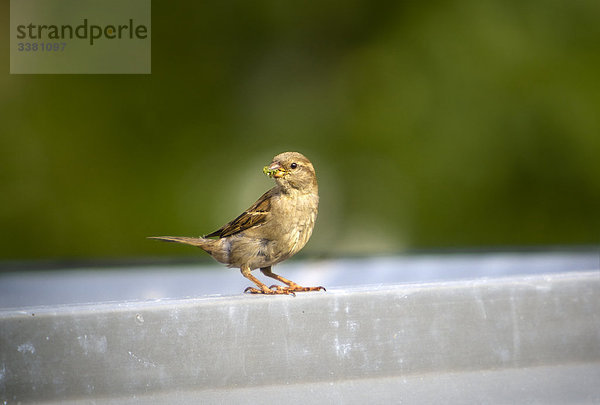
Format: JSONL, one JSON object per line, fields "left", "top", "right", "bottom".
{"left": 274, "top": 191, "right": 318, "bottom": 257}
{"left": 225, "top": 190, "right": 318, "bottom": 270}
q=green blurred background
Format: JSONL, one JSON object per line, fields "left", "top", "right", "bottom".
{"left": 1, "top": 0, "right": 599, "bottom": 263}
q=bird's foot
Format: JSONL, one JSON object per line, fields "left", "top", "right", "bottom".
{"left": 244, "top": 286, "right": 295, "bottom": 295}
{"left": 269, "top": 283, "right": 326, "bottom": 295}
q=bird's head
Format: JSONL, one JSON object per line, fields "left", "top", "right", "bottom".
{"left": 263, "top": 152, "right": 317, "bottom": 192}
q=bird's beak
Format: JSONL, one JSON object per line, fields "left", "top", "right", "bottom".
{"left": 263, "top": 162, "right": 286, "bottom": 178}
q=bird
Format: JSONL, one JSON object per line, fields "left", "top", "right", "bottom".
{"left": 149, "top": 151, "right": 325, "bottom": 295}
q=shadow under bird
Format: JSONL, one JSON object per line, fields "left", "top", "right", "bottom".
{"left": 149, "top": 151, "right": 325, "bottom": 295}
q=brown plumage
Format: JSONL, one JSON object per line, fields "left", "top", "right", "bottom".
{"left": 149, "top": 152, "right": 324, "bottom": 295}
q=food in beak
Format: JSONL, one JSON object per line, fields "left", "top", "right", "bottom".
{"left": 263, "top": 163, "right": 286, "bottom": 178}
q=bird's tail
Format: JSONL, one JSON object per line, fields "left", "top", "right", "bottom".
{"left": 148, "top": 236, "right": 208, "bottom": 247}
{"left": 149, "top": 236, "right": 227, "bottom": 264}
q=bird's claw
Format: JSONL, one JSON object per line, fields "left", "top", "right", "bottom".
{"left": 286, "top": 283, "right": 326, "bottom": 292}
{"left": 244, "top": 284, "right": 326, "bottom": 296}
{"left": 272, "top": 284, "right": 326, "bottom": 294}
{"left": 269, "top": 284, "right": 296, "bottom": 296}
{"left": 244, "top": 286, "right": 295, "bottom": 296}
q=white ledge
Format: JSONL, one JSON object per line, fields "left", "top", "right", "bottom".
{"left": 1, "top": 254, "right": 599, "bottom": 403}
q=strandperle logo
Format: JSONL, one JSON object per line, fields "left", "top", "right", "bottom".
{"left": 16, "top": 18, "right": 149, "bottom": 46}
{"left": 10, "top": 0, "right": 151, "bottom": 74}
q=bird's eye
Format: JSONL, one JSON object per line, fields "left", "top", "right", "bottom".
{"left": 290, "top": 163, "right": 298, "bottom": 169}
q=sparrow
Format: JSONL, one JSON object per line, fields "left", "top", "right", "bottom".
{"left": 149, "top": 152, "right": 325, "bottom": 295}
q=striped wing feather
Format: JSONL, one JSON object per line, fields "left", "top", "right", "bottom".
{"left": 204, "top": 189, "right": 272, "bottom": 238}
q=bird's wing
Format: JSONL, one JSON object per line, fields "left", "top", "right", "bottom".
{"left": 204, "top": 189, "right": 273, "bottom": 238}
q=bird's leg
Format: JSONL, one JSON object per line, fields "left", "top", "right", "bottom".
{"left": 241, "top": 266, "right": 292, "bottom": 295}
{"left": 261, "top": 266, "right": 326, "bottom": 294}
